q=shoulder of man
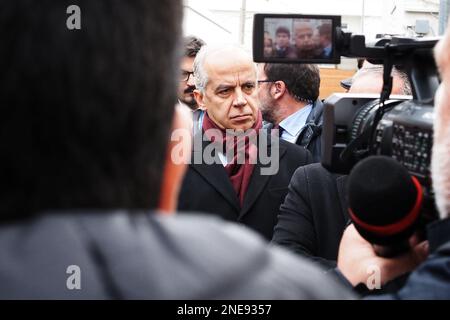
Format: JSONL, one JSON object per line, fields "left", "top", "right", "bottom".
{"left": 280, "top": 137, "right": 314, "bottom": 165}
{"left": 150, "top": 212, "right": 356, "bottom": 299}
{"left": 0, "top": 212, "right": 354, "bottom": 299}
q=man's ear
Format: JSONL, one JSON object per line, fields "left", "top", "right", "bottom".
{"left": 194, "top": 89, "right": 206, "bottom": 110}
{"left": 271, "top": 81, "right": 287, "bottom": 100}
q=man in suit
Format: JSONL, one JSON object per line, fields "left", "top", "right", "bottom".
{"left": 318, "top": 23, "right": 332, "bottom": 59}
{"left": 177, "top": 36, "right": 205, "bottom": 111}
{"left": 258, "top": 62, "right": 323, "bottom": 162}
{"left": 0, "top": 0, "right": 353, "bottom": 299}
{"left": 273, "top": 26, "right": 296, "bottom": 58}
{"left": 272, "top": 63, "right": 412, "bottom": 267}
{"left": 177, "top": 45, "right": 313, "bottom": 240}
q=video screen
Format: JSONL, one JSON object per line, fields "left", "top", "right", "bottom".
{"left": 253, "top": 14, "right": 341, "bottom": 64}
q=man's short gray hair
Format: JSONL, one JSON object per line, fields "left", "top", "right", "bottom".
{"left": 193, "top": 45, "right": 258, "bottom": 94}
{"left": 193, "top": 45, "right": 209, "bottom": 93}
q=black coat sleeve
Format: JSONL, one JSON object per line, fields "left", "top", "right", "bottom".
{"left": 272, "top": 166, "right": 316, "bottom": 255}
{"left": 271, "top": 165, "right": 336, "bottom": 269}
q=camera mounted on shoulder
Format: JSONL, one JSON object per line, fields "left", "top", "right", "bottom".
{"left": 253, "top": 14, "right": 441, "bottom": 248}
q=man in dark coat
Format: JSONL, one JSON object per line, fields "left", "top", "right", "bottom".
{"left": 273, "top": 26, "right": 296, "bottom": 58}
{"left": 178, "top": 46, "right": 313, "bottom": 240}
{"left": 272, "top": 163, "right": 348, "bottom": 268}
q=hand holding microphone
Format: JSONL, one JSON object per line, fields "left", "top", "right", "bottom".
{"left": 347, "top": 156, "right": 424, "bottom": 257}
{"left": 337, "top": 155, "right": 429, "bottom": 288}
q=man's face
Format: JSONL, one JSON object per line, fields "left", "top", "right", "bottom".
{"left": 257, "top": 63, "right": 276, "bottom": 124}
{"left": 177, "top": 56, "right": 197, "bottom": 109}
{"left": 295, "top": 24, "right": 315, "bottom": 51}
{"left": 431, "top": 31, "right": 450, "bottom": 219}
{"left": 276, "top": 32, "right": 290, "bottom": 49}
{"left": 194, "top": 50, "right": 259, "bottom": 131}
{"left": 320, "top": 34, "right": 331, "bottom": 47}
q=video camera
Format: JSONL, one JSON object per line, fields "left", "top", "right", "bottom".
{"left": 253, "top": 13, "right": 441, "bottom": 226}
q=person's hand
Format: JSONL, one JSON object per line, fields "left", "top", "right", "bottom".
{"left": 337, "top": 224, "right": 429, "bottom": 288}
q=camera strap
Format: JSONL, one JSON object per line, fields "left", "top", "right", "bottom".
{"left": 339, "top": 123, "right": 372, "bottom": 165}
{"left": 380, "top": 55, "right": 394, "bottom": 104}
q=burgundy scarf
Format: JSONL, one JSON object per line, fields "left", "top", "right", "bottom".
{"left": 202, "top": 111, "right": 263, "bottom": 206}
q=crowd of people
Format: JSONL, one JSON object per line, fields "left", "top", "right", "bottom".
{"left": 0, "top": 0, "right": 449, "bottom": 300}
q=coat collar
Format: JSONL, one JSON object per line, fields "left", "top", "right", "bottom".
{"left": 190, "top": 129, "right": 287, "bottom": 217}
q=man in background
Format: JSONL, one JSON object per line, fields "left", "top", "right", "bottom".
{"left": 273, "top": 26, "right": 295, "bottom": 58}
{"left": 348, "top": 61, "right": 411, "bottom": 95}
{"left": 177, "top": 45, "right": 313, "bottom": 240}
{"left": 264, "top": 31, "right": 274, "bottom": 57}
{"left": 293, "top": 20, "right": 320, "bottom": 59}
{"left": 177, "top": 36, "right": 205, "bottom": 111}
{"left": 318, "top": 23, "right": 332, "bottom": 59}
{"left": 258, "top": 62, "right": 323, "bottom": 161}
{"left": 177, "top": 36, "right": 206, "bottom": 134}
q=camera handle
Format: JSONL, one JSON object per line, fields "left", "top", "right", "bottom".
{"left": 380, "top": 55, "right": 394, "bottom": 104}
{"left": 340, "top": 55, "right": 394, "bottom": 165}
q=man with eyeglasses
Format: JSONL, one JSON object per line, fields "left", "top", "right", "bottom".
{"left": 178, "top": 36, "right": 205, "bottom": 110}
{"left": 177, "top": 45, "right": 313, "bottom": 241}
{"left": 177, "top": 36, "right": 206, "bottom": 134}
{"left": 257, "top": 63, "right": 323, "bottom": 162}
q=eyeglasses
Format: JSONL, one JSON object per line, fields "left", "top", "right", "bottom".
{"left": 180, "top": 71, "right": 194, "bottom": 82}
{"left": 257, "top": 79, "right": 276, "bottom": 84}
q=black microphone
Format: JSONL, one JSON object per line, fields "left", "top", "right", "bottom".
{"left": 347, "top": 155, "right": 423, "bottom": 257}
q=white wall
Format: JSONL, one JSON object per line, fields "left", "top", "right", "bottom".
{"left": 183, "top": 0, "right": 439, "bottom": 66}
{"left": 183, "top": 3, "right": 235, "bottom": 45}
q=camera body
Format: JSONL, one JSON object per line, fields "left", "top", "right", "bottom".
{"left": 253, "top": 13, "right": 441, "bottom": 231}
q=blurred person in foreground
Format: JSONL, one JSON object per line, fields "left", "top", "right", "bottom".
{"left": 0, "top": 0, "right": 352, "bottom": 299}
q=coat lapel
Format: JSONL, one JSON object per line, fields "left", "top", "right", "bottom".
{"left": 190, "top": 136, "right": 240, "bottom": 212}
{"left": 239, "top": 131, "right": 287, "bottom": 219}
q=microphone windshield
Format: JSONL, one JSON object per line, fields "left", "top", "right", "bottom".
{"left": 347, "top": 155, "right": 423, "bottom": 245}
